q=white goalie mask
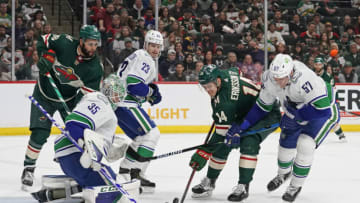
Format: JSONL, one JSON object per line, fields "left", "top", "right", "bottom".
{"left": 101, "top": 74, "right": 126, "bottom": 109}
{"left": 144, "top": 30, "right": 164, "bottom": 58}
{"left": 270, "top": 54, "right": 294, "bottom": 78}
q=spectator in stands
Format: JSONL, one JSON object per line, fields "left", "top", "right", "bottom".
{"left": 224, "top": 3, "right": 238, "bottom": 22}
{"left": 272, "top": 10, "right": 289, "bottom": 35}
{"left": 244, "top": 17, "right": 263, "bottom": 38}
{"left": 178, "top": 9, "right": 196, "bottom": 31}
{"left": 324, "top": 22, "right": 340, "bottom": 41}
{"left": 15, "top": 15, "right": 26, "bottom": 44}
{"left": 89, "top": 0, "right": 104, "bottom": 25}
{"left": 188, "top": 1, "right": 200, "bottom": 18}
{"left": 276, "top": 42, "right": 287, "bottom": 54}
{"left": 159, "top": 7, "right": 175, "bottom": 27}
{"left": 28, "top": 10, "right": 46, "bottom": 28}
{"left": 355, "top": 35, "right": 360, "bottom": 50}
{"left": 234, "top": 39, "right": 249, "bottom": 61}
{"left": 166, "top": 20, "right": 182, "bottom": 38}
{"left": 297, "top": 0, "right": 318, "bottom": 17}
{"left": 289, "top": 14, "right": 306, "bottom": 44}
{"left": 208, "top": 2, "right": 220, "bottom": 21}
{"left": 1, "top": 38, "right": 24, "bottom": 75}
{"left": 203, "top": 50, "right": 215, "bottom": 66}
{"left": 248, "top": 40, "right": 264, "bottom": 65}
{"left": 198, "top": 33, "right": 216, "bottom": 54}
{"left": 167, "top": 62, "right": 186, "bottom": 81}
{"left": 312, "top": 13, "right": 325, "bottom": 35}
{"left": 169, "top": 0, "right": 184, "bottom": 20}
{"left": 214, "top": 11, "right": 233, "bottom": 34}
{"left": 268, "top": 23, "right": 285, "bottom": 46}
{"left": 239, "top": 54, "right": 256, "bottom": 80}
{"left": 175, "top": 41, "right": 185, "bottom": 62}
{"left": 112, "top": 0, "right": 124, "bottom": 13}
{"left": 43, "top": 23, "right": 52, "bottom": 35}
{"left": 221, "top": 51, "right": 238, "bottom": 70}
{"left": 98, "top": 3, "right": 115, "bottom": 32}
{"left": 233, "top": 11, "right": 249, "bottom": 34}
{"left": 117, "top": 37, "right": 136, "bottom": 66}
{"left": 15, "top": 50, "right": 39, "bottom": 80}
{"left": 344, "top": 42, "right": 360, "bottom": 69}
{"left": 193, "top": 46, "right": 204, "bottom": 62}
{"left": 199, "top": 15, "right": 214, "bottom": 34}
{"left": 338, "top": 61, "right": 358, "bottom": 83}
{"left": 339, "top": 33, "right": 350, "bottom": 54}
{"left": 0, "top": 2, "right": 11, "bottom": 31}
{"left": 188, "top": 60, "right": 204, "bottom": 81}
{"left": 339, "top": 15, "right": 352, "bottom": 35}
{"left": 159, "top": 49, "right": 177, "bottom": 78}
{"left": 142, "top": 8, "right": 154, "bottom": 30}
{"left": 319, "top": 32, "right": 331, "bottom": 54}
{"left": 128, "top": 0, "right": 145, "bottom": 20}
{"left": 32, "top": 19, "right": 43, "bottom": 39}
{"left": 299, "top": 22, "right": 320, "bottom": 48}
{"left": 21, "top": 0, "right": 44, "bottom": 23}
{"left": 0, "top": 24, "right": 9, "bottom": 53}
{"left": 197, "top": 0, "right": 212, "bottom": 11}
{"left": 213, "top": 45, "right": 226, "bottom": 67}
{"left": 183, "top": 53, "right": 195, "bottom": 76}
{"left": 355, "top": 16, "right": 360, "bottom": 34}
{"left": 16, "top": 28, "right": 34, "bottom": 55}
{"left": 317, "top": 0, "right": 338, "bottom": 17}
{"left": 182, "top": 30, "right": 197, "bottom": 54}
{"left": 119, "top": 8, "right": 135, "bottom": 30}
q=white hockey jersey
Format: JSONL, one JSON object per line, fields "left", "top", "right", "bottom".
{"left": 257, "top": 60, "right": 334, "bottom": 115}
{"left": 54, "top": 92, "right": 117, "bottom": 158}
{"left": 116, "top": 49, "right": 156, "bottom": 107}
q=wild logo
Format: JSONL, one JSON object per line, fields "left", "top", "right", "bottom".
{"left": 53, "top": 62, "right": 84, "bottom": 87}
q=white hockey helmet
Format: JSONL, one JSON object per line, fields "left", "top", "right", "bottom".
{"left": 101, "top": 74, "right": 126, "bottom": 109}
{"left": 144, "top": 30, "right": 164, "bottom": 57}
{"left": 269, "top": 54, "right": 294, "bottom": 78}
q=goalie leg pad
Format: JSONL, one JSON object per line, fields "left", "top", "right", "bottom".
{"left": 83, "top": 179, "right": 140, "bottom": 203}
{"left": 290, "top": 134, "right": 315, "bottom": 187}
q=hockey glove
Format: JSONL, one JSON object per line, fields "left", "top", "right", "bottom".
{"left": 225, "top": 120, "right": 251, "bottom": 148}
{"left": 78, "top": 138, "right": 102, "bottom": 171}
{"left": 284, "top": 101, "right": 303, "bottom": 121}
{"left": 189, "top": 148, "right": 211, "bottom": 171}
{"left": 280, "top": 114, "right": 299, "bottom": 130}
{"left": 38, "top": 49, "right": 56, "bottom": 75}
{"left": 147, "top": 83, "right": 162, "bottom": 105}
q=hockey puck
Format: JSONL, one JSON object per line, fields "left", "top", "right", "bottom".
{"left": 173, "top": 197, "right": 179, "bottom": 203}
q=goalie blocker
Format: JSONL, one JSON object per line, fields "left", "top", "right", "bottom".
{"left": 32, "top": 175, "right": 140, "bottom": 203}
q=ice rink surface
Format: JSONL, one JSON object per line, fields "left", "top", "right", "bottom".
{"left": 1, "top": 132, "right": 359, "bottom": 203}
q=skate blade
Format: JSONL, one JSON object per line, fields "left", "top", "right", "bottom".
{"left": 140, "top": 186, "right": 155, "bottom": 193}
{"left": 46, "top": 197, "right": 84, "bottom": 203}
{"left": 191, "top": 192, "right": 212, "bottom": 198}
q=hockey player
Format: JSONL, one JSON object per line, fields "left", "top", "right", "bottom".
{"left": 313, "top": 57, "right": 346, "bottom": 141}
{"left": 226, "top": 54, "right": 340, "bottom": 202}
{"left": 115, "top": 30, "right": 163, "bottom": 192}
{"left": 189, "top": 65, "right": 281, "bottom": 202}
{"left": 21, "top": 25, "right": 103, "bottom": 190}
{"left": 32, "top": 74, "right": 133, "bottom": 203}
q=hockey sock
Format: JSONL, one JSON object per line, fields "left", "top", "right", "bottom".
{"left": 238, "top": 155, "right": 257, "bottom": 184}
{"left": 277, "top": 146, "right": 296, "bottom": 175}
{"left": 291, "top": 134, "right": 315, "bottom": 187}
{"left": 207, "top": 156, "right": 226, "bottom": 180}
{"left": 25, "top": 129, "right": 50, "bottom": 166}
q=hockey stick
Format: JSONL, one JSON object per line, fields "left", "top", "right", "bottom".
{"left": 179, "top": 122, "right": 215, "bottom": 203}
{"left": 45, "top": 72, "right": 71, "bottom": 115}
{"left": 126, "top": 142, "right": 221, "bottom": 162}
{"left": 128, "top": 123, "right": 280, "bottom": 163}
{"left": 26, "top": 95, "right": 137, "bottom": 203}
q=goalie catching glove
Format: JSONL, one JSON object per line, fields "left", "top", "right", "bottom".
{"left": 189, "top": 148, "right": 212, "bottom": 171}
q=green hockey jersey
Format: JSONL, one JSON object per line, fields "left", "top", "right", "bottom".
{"left": 37, "top": 33, "right": 103, "bottom": 102}
{"left": 211, "top": 68, "right": 261, "bottom": 135}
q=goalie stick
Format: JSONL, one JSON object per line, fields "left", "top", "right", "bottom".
{"left": 26, "top": 95, "right": 137, "bottom": 203}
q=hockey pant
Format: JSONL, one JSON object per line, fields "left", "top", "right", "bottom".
{"left": 278, "top": 103, "right": 340, "bottom": 187}
{"left": 115, "top": 106, "right": 160, "bottom": 175}
{"left": 25, "top": 84, "right": 76, "bottom": 166}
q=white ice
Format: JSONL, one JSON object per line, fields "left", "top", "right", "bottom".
{"left": 0, "top": 132, "right": 359, "bottom": 203}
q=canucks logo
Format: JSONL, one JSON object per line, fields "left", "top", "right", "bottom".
{"left": 53, "top": 62, "right": 83, "bottom": 87}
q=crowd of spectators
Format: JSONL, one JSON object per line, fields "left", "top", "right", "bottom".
{"left": 0, "top": 0, "right": 359, "bottom": 84}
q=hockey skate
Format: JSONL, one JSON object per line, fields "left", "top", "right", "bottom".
{"left": 267, "top": 172, "right": 291, "bottom": 192}
{"left": 31, "top": 185, "right": 82, "bottom": 203}
{"left": 191, "top": 177, "right": 216, "bottom": 198}
{"left": 227, "top": 183, "right": 249, "bottom": 202}
{"left": 21, "top": 166, "right": 35, "bottom": 191}
{"left": 338, "top": 134, "right": 347, "bottom": 142}
{"left": 130, "top": 168, "right": 155, "bottom": 193}
{"left": 282, "top": 185, "right": 302, "bottom": 202}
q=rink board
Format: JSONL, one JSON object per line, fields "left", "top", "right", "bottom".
{"left": 0, "top": 82, "right": 359, "bottom": 135}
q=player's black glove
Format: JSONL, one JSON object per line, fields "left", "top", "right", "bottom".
{"left": 148, "top": 83, "right": 162, "bottom": 105}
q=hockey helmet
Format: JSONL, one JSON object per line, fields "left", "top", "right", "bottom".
{"left": 198, "top": 64, "right": 220, "bottom": 85}
{"left": 144, "top": 30, "right": 164, "bottom": 58}
{"left": 269, "top": 54, "right": 294, "bottom": 78}
{"left": 101, "top": 74, "right": 126, "bottom": 109}
{"left": 80, "top": 25, "right": 101, "bottom": 41}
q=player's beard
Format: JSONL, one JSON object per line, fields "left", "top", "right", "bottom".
{"left": 80, "top": 44, "right": 94, "bottom": 58}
